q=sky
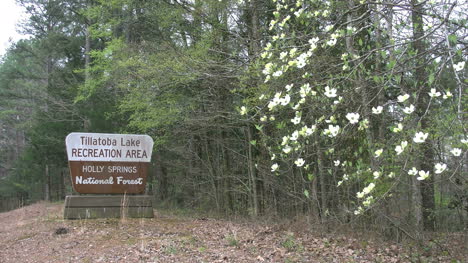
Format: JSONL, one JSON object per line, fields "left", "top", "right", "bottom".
{"left": 0, "top": 0, "right": 28, "bottom": 56}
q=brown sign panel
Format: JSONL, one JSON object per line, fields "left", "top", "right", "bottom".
{"left": 68, "top": 161, "right": 149, "bottom": 194}
{"left": 66, "top": 133, "right": 154, "bottom": 194}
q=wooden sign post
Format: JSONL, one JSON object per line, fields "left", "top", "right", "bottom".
{"left": 63, "top": 133, "right": 155, "bottom": 219}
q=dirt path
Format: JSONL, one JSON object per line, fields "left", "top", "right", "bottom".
{"left": 0, "top": 202, "right": 465, "bottom": 263}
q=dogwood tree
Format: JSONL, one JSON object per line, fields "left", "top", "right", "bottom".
{"left": 244, "top": 0, "right": 466, "bottom": 233}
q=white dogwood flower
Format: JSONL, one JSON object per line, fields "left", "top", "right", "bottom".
{"left": 268, "top": 100, "right": 278, "bottom": 111}
{"left": 296, "top": 53, "right": 308, "bottom": 69}
{"left": 291, "top": 116, "right": 301, "bottom": 125}
{"left": 346, "top": 112, "right": 360, "bottom": 124}
{"left": 268, "top": 94, "right": 282, "bottom": 111}
{"left": 324, "top": 124, "right": 340, "bottom": 137}
{"left": 417, "top": 170, "right": 430, "bottom": 181}
{"left": 325, "top": 116, "right": 335, "bottom": 123}
{"left": 434, "top": 163, "right": 447, "bottom": 174}
{"left": 294, "top": 8, "right": 303, "bottom": 17}
{"left": 413, "top": 132, "right": 429, "bottom": 143}
{"left": 300, "top": 84, "right": 311, "bottom": 98}
{"left": 280, "top": 94, "right": 290, "bottom": 106}
{"left": 290, "top": 130, "right": 299, "bottom": 141}
{"left": 363, "top": 196, "right": 374, "bottom": 207}
{"left": 403, "top": 104, "right": 415, "bottom": 114}
{"left": 295, "top": 158, "right": 305, "bottom": 167}
{"left": 271, "top": 163, "right": 279, "bottom": 172}
{"left": 453, "top": 61, "right": 465, "bottom": 71}
{"left": 289, "top": 48, "right": 297, "bottom": 56}
{"left": 393, "top": 123, "right": 403, "bottom": 133}
{"left": 262, "top": 62, "right": 273, "bottom": 75}
{"left": 272, "top": 70, "right": 283, "bottom": 77}
{"left": 324, "top": 86, "right": 337, "bottom": 98}
{"left": 280, "top": 51, "right": 288, "bottom": 60}
{"left": 354, "top": 206, "right": 364, "bottom": 215}
{"left": 408, "top": 167, "right": 418, "bottom": 176}
{"left": 240, "top": 106, "right": 247, "bottom": 115}
{"left": 362, "top": 183, "right": 375, "bottom": 195}
{"left": 300, "top": 125, "right": 315, "bottom": 136}
{"left": 395, "top": 145, "right": 404, "bottom": 155}
{"left": 374, "top": 149, "right": 383, "bottom": 158}
{"left": 397, "top": 94, "right": 410, "bottom": 103}
{"left": 327, "top": 37, "right": 337, "bottom": 46}
{"left": 443, "top": 91, "right": 453, "bottom": 99}
{"left": 357, "top": 192, "right": 365, "bottom": 199}
{"left": 428, "top": 88, "right": 441, "bottom": 98}
{"left": 309, "top": 37, "right": 319, "bottom": 46}
{"left": 451, "top": 148, "right": 462, "bottom": 157}
{"left": 395, "top": 141, "right": 408, "bottom": 155}
{"left": 372, "top": 106, "right": 383, "bottom": 114}
{"left": 373, "top": 171, "right": 381, "bottom": 179}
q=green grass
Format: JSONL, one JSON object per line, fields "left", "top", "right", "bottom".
{"left": 225, "top": 234, "right": 239, "bottom": 247}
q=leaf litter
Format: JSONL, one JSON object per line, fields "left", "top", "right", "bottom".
{"left": 0, "top": 202, "right": 465, "bottom": 263}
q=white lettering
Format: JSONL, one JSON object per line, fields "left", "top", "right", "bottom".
{"left": 67, "top": 133, "right": 154, "bottom": 162}
{"left": 120, "top": 138, "right": 141, "bottom": 147}
{"left": 82, "top": 165, "right": 104, "bottom": 173}
{"left": 75, "top": 176, "right": 114, "bottom": 185}
{"left": 107, "top": 166, "right": 137, "bottom": 174}
{"left": 116, "top": 177, "right": 143, "bottom": 185}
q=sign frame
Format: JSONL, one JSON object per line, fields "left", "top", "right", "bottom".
{"left": 66, "top": 132, "right": 154, "bottom": 194}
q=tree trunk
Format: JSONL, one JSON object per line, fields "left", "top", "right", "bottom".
{"left": 221, "top": 130, "right": 233, "bottom": 214}
{"left": 44, "top": 164, "right": 50, "bottom": 202}
{"left": 244, "top": 0, "right": 261, "bottom": 217}
{"left": 411, "top": 0, "right": 435, "bottom": 232}
{"left": 310, "top": 174, "right": 320, "bottom": 223}
{"left": 59, "top": 168, "right": 65, "bottom": 200}
{"left": 154, "top": 153, "right": 167, "bottom": 201}
{"left": 248, "top": 0, "right": 260, "bottom": 56}
{"left": 317, "top": 139, "right": 327, "bottom": 223}
{"left": 246, "top": 126, "right": 258, "bottom": 217}
{"left": 204, "top": 135, "right": 220, "bottom": 212}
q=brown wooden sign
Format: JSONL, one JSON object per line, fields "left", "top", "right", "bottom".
{"left": 66, "top": 133, "right": 154, "bottom": 194}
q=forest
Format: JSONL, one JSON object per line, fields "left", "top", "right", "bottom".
{"left": 0, "top": 0, "right": 466, "bottom": 241}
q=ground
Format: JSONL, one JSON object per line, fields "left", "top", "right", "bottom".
{"left": 0, "top": 202, "right": 465, "bottom": 263}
